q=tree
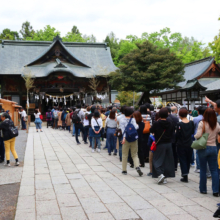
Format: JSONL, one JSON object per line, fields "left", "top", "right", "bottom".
{"left": 62, "top": 32, "right": 86, "bottom": 42}
{"left": 22, "top": 67, "right": 35, "bottom": 133}
{"left": 83, "top": 34, "right": 97, "bottom": 43}
{"left": 26, "top": 25, "right": 60, "bottom": 41}
{"left": 20, "top": 21, "right": 34, "bottom": 40}
{"left": 0, "top": 28, "right": 20, "bottom": 40}
{"left": 209, "top": 17, "right": 220, "bottom": 63}
{"left": 71, "top": 25, "right": 80, "bottom": 35}
{"left": 109, "top": 41, "right": 185, "bottom": 98}
{"left": 116, "top": 91, "right": 140, "bottom": 106}
{"left": 89, "top": 76, "right": 100, "bottom": 96}
{"left": 104, "top": 32, "right": 119, "bottom": 60}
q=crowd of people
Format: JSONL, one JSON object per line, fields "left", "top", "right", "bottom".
{"left": 1, "top": 97, "right": 220, "bottom": 217}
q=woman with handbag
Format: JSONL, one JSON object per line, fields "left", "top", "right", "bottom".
{"left": 150, "top": 108, "right": 175, "bottom": 184}
{"left": 194, "top": 108, "right": 220, "bottom": 196}
{"left": 34, "top": 109, "right": 43, "bottom": 132}
{"left": 176, "top": 108, "right": 194, "bottom": 183}
{"left": 105, "top": 109, "right": 117, "bottom": 156}
{"left": 139, "top": 105, "right": 152, "bottom": 163}
{"left": 0, "top": 112, "right": 19, "bottom": 166}
{"left": 91, "top": 111, "right": 102, "bottom": 153}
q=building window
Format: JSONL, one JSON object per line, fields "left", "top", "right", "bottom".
{"left": 177, "top": 92, "right": 181, "bottom": 98}
{"left": 182, "top": 91, "right": 186, "bottom": 98}
{"left": 172, "top": 93, "right": 176, "bottom": 98}
{"left": 191, "top": 91, "right": 198, "bottom": 98}
{"left": 162, "top": 94, "right": 166, "bottom": 99}
{"left": 167, "top": 94, "right": 171, "bottom": 98}
{"left": 186, "top": 91, "right": 191, "bottom": 99}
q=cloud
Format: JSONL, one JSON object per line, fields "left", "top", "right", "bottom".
{"left": 0, "top": 0, "right": 219, "bottom": 43}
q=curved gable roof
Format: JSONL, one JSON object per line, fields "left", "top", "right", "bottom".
{"left": 177, "top": 57, "right": 214, "bottom": 87}
{"left": 0, "top": 38, "right": 117, "bottom": 78}
{"left": 26, "top": 38, "right": 90, "bottom": 68}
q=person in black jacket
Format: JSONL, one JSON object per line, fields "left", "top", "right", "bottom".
{"left": 0, "top": 113, "right": 19, "bottom": 166}
{"left": 176, "top": 108, "right": 194, "bottom": 183}
{"left": 166, "top": 107, "right": 179, "bottom": 171}
{"left": 150, "top": 108, "right": 175, "bottom": 184}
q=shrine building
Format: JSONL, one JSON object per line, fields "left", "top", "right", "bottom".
{"left": 138, "top": 57, "right": 220, "bottom": 110}
{"left": 0, "top": 35, "right": 117, "bottom": 114}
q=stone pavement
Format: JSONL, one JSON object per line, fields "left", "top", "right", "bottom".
{"left": 0, "top": 130, "right": 27, "bottom": 220}
{"left": 15, "top": 127, "right": 218, "bottom": 220}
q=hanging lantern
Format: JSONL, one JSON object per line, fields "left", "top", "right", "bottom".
{"left": 46, "top": 98, "right": 49, "bottom": 103}
{"left": 50, "top": 95, "right": 52, "bottom": 99}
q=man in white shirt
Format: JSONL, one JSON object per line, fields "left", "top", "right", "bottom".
{"left": 19, "top": 108, "right": 27, "bottom": 130}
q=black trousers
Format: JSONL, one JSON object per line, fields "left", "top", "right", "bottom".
{"left": 142, "top": 133, "right": 150, "bottom": 160}
{"left": 0, "top": 137, "right": 5, "bottom": 161}
{"left": 75, "top": 123, "right": 85, "bottom": 143}
{"left": 172, "top": 143, "right": 178, "bottom": 170}
{"left": 177, "top": 146, "right": 193, "bottom": 176}
{"left": 84, "top": 126, "right": 90, "bottom": 143}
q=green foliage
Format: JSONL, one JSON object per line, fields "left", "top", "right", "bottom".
{"left": 104, "top": 32, "right": 119, "bottom": 60}
{"left": 62, "top": 32, "right": 86, "bottom": 42}
{"left": 20, "top": 21, "right": 35, "bottom": 40}
{"left": 111, "top": 28, "right": 211, "bottom": 66}
{"left": 71, "top": 25, "right": 80, "bottom": 35}
{"left": 0, "top": 28, "right": 20, "bottom": 40}
{"left": 26, "top": 25, "right": 60, "bottom": 41}
{"left": 109, "top": 41, "right": 185, "bottom": 95}
{"left": 209, "top": 17, "right": 220, "bottom": 63}
{"left": 116, "top": 91, "right": 140, "bottom": 106}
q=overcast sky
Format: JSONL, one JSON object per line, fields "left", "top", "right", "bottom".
{"left": 0, "top": 0, "right": 219, "bottom": 44}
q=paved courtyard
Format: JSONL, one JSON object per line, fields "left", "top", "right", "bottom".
{"left": 14, "top": 127, "right": 218, "bottom": 220}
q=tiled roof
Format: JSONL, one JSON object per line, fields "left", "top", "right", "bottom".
{"left": 177, "top": 56, "right": 214, "bottom": 87}
{"left": 0, "top": 39, "right": 117, "bottom": 78}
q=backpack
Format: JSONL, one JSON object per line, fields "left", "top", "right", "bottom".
{"left": 54, "top": 111, "right": 58, "bottom": 119}
{"left": 8, "top": 119, "right": 18, "bottom": 138}
{"left": 47, "top": 112, "right": 51, "bottom": 119}
{"left": 143, "top": 118, "right": 150, "bottom": 134}
{"left": 123, "top": 118, "right": 138, "bottom": 142}
{"left": 72, "top": 110, "right": 81, "bottom": 124}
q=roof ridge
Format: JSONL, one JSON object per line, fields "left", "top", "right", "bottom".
{"left": 185, "top": 56, "right": 214, "bottom": 67}
{"left": 0, "top": 39, "right": 107, "bottom": 47}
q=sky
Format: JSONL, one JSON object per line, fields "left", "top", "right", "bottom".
{"left": 0, "top": 0, "right": 220, "bottom": 44}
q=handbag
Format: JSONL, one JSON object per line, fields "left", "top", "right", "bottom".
{"left": 114, "top": 128, "right": 122, "bottom": 137}
{"left": 89, "top": 119, "right": 101, "bottom": 138}
{"left": 191, "top": 122, "right": 208, "bottom": 150}
{"left": 150, "top": 130, "right": 165, "bottom": 152}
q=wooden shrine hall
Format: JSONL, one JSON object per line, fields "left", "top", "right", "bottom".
{"left": 0, "top": 35, "right": 117, "bottom": 113}
{"left": 138, "top": 56, "right": 220, "bottom": 110}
